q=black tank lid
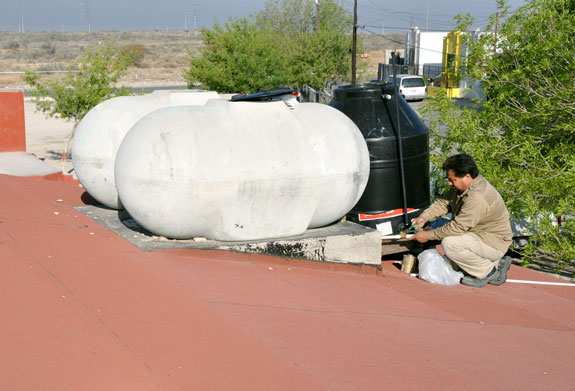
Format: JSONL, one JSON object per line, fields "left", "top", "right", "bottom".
{"left": 329, "top": 83, "right": 427, "bottom": 139}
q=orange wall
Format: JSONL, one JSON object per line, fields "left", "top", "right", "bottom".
{"left": 0, "top": 91, "right": 26, "bottom": 152}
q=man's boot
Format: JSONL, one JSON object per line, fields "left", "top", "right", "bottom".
{"left": 488, "top": 255, "right": 512, "bottom": 286}
{"left": 461, "top": 267, "right": 498, "bottom": 288}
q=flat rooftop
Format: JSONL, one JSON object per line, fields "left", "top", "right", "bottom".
{"left": 1, "top": 173, "right": 575, "bottom": 390}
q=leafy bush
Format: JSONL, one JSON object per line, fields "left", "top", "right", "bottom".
{"left": 422, "top": 0, "right": 575, "bottom": 269}
{"left": 24, "top": 41, "right": 131, "bottom": 125}
{"left": 185, "top": 0, "right": 356, "bottom": 93}
{"left": 23, "top": 41, "right": 133, "bottom": 170}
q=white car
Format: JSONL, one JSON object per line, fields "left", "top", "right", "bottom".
{"left": 384, "top": 75, "right": 427, "bottom": 101}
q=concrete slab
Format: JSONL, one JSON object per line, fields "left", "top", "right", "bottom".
{"left": 75, "top": 204, "right": 383, "bottom": 265}
{"left": 0, "top": 151, "right": 60, "bottom": 176}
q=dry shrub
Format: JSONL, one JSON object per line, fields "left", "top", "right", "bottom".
{"left": 0, "top": 74, "right": 24, "bottom": 87}
{"left": 120, "top": 43, "right": 147, "bottom": 67}
{"left": 40, "top": 42, "right": 56, "bottom": 55}
{"left": 4, "top": 41, "right": 20, "bottom": 49}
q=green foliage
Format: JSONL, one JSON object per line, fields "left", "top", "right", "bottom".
{"left": 255, "top": 0, "right": 352, "bottom": 33}
{"left": 454, "top": 12, "right": 475, "bottom": 32}
{"left": 289, "top": 29, "right": 352, "bottom": 89}
{"left": 23, "top": 41, "right": 132, "bottom": 125}
{"left": 422, "top": 0, "right": 575, "bottom": 268}
{"left": 187, "top": 19, "right": 289, "bottom": 92}
{"left": 184, "top": 0, "right": 354, "bottom": 93}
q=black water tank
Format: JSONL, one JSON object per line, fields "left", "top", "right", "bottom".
{"left": 329, "top": 83, "right": 430, "bottom": 234}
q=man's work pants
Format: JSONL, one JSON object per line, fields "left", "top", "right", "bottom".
{"left": 441, "top": 233, "right": 505, "bottom": 279}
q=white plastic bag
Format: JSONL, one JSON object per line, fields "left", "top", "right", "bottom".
{"left": 417, "top": 249, "right": 464, "bottom": 285}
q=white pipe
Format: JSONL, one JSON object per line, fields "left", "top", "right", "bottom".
{"left": 408, "top": 274, "right": 574, "bottom": 286}
{"left": 506, "top": 279, "right": 574, "bottom": 286}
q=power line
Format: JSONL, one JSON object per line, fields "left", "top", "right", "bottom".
{"left": 361, "top": 26, "right": 445, "bottom": 57}
{"left": 361, "top": 26, "right": 476, "bottom": 62}
{"left": 359, "top": 0, "right": 500, "bottom": 20}
{"left": 362, "top": 24, "right": 449, "bottom": 32}
{"left": 345, "top": 0, "right": 508, "bottom": 33}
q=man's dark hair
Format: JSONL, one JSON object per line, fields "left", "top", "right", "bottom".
{"left": 443, "top": 153, "right": 479, "bottom": 178}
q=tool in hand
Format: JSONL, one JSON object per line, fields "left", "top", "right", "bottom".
{"left": 399, "top": 221, "right": 419, "bottom": 239}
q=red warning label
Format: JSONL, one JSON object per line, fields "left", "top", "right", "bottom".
{"left": 358, "top": 208, "right": 417, "bottom": 221}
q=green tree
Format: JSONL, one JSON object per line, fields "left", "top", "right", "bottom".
{"left": 187, "top": 19, "right": 289, "bottom": 93}
{"left": 289, "top": 30, "right": 352, "bottom": 89}
{"left": 255, "top": 0, "right": 352, "bottom": 33}
{"left": 184, "top": 0, "right": 355, "bottom": 93}
{"left": 23, "top": 41, "right": 132, "bottom": 168}
{"left": 423, "top": 0, "right": 575, "bottom": 269}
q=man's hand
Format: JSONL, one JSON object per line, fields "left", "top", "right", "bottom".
{"left": 408, "top": 229, "right": 429, "bottom": 243}
{"left": 411, "top": 215, "right": 426, "bottom": 231}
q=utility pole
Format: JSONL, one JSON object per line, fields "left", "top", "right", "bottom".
{"left": 315, "top": 0, "right": 320, "bottom": 32}
{"left": 21, "top": 8, "right": 25, "bottom": 32}
{"left": 351, "top": 0, "right": 358, "bottom": 85}
{"left": 185, "top": 5, "right": 199, "bottom": 31}
{"left": 184, "top": 8, "right": 188, "bottom": 31}
{"left": 83, "top": 0, "right": 91, "bottom": 33}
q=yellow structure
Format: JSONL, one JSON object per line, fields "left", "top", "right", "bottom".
{"left": 441, "top": 30, "right": 463, "bottom": 98}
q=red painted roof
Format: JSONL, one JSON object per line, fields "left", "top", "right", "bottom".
{"left": 1, "top": 174, "right": 574, "bottom": 390}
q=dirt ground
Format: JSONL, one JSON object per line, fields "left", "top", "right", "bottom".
{"left": 24, "top": 100, "right": 74, "bottom": 173}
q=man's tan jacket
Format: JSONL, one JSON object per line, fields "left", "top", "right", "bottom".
{"left": 421, "top": 175, "right": 512, "bottom": 253}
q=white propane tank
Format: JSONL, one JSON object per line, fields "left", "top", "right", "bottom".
{"left": 72, "top": 90, "right": 220, "bottom": 209}
{"left": 115, "top": 100, "right": 370, "bottom": 241}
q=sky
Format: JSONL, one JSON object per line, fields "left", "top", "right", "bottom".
{"left": 1, "top": 0, "right": 529, "bottom": 33}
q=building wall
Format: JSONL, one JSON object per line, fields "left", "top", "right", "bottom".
{"left": 418, "top": 32, "right": 448, "bottom": 66}
{"left": 405, "top": 28, "right": 448, "bottom": 74}
{"left": 0, "top": 91, "right": 26, "bottom": 152}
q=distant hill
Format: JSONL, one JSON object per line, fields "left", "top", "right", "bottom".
{"left": 0, "top": 31, "right": 405, "bottom": 89}
{"left": 0, "top": 31, "right": 203, "bottom": 88}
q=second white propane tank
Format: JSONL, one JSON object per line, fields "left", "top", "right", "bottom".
{"left": 115, "top": 100, "right": 370, "bottom": 241}
{"left": 72, "top": 90, "right": 220, "bottom": 209}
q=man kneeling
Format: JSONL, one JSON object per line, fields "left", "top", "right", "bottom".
{"left": 409, "top": 154, "right": 513, "bottom": 287}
